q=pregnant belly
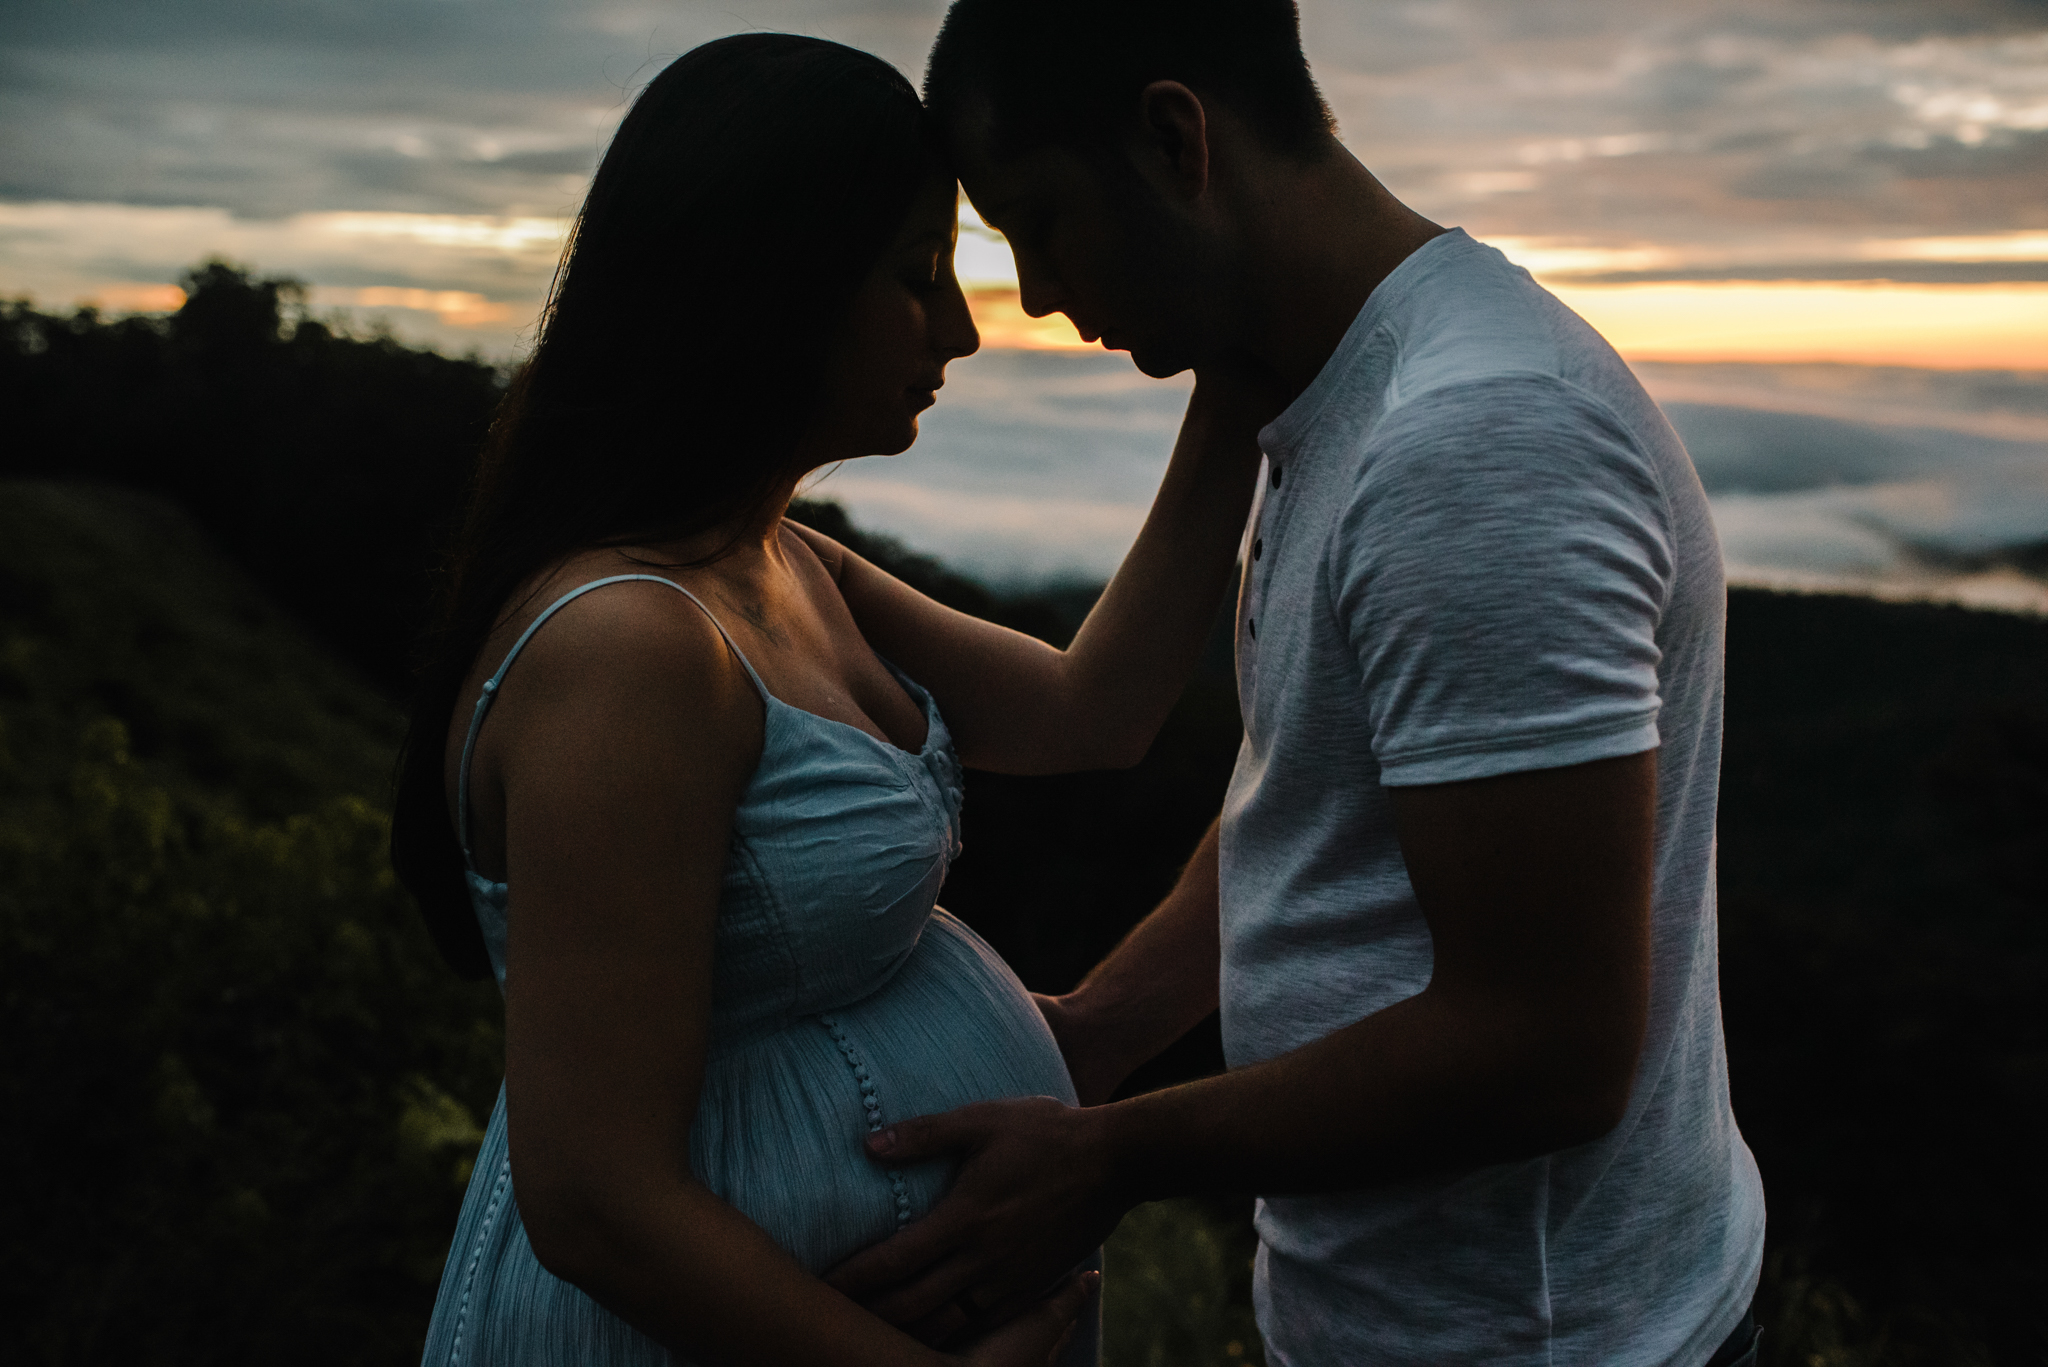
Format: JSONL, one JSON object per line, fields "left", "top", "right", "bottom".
{"left": 687, "top": 910, "right": 1076, "bottom": 1273}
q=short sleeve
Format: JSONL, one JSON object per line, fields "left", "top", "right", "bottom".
{"left": 1332, "top": 374, "right": 1674, "bottom": 786}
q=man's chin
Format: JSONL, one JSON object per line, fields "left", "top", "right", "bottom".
{"left": 1125, "top": 342, "right": 1193, "bottom": 380}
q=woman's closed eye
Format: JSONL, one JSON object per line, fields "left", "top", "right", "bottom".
{"left": 902, "top": 249, "right": 946, "bottom": 293}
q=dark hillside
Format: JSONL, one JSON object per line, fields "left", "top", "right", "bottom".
{"left": 0, "top": 483, "right": 504, "bottom": 1363}
{"left": 0, "top": 482, "right": 401, "bottom": 814}
{"left": 1718, "top": 591, "right": 2046, "bottom": 1363}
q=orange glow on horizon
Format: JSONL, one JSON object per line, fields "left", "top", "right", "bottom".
{"left": 85, "top": 282, "right": 187, "bottom": 313}
{"left": 966, "top": 282, "right": 2047, "bottom": 370}
{"left": 349, "top": 286, "right": 512, "bottom": 327}
{"left": 965, "top": 289, "right": 1094, "bottom": 352}
{"left": 1550, "top": 281, "right": 2048, "bottom": 370}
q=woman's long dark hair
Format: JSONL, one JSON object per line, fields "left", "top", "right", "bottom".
{"left": 392, "top": 36, "right": 937, "bottom": 978}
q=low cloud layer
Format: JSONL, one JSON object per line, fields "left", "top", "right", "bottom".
{"left": 818, "top": 351, "right": 2048, "bottom": 612}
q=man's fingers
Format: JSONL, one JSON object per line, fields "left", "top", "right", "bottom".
{"left": 823, "top": 1210, "right": 967, "bottom": 1299}
{"left": 1048, "top": 1270, "right": 1099, "bottom": 1327}
{"left": 864, "top": 1105, "right": 989, "bottom": 1166}
{"left": 951, "top": 1245, "right": 1095, "bottom": 1342}
{"left": 858, "top": 1248, "right": 989, "bottom": 1327}
{"left": 903, "top": 1299, "right": 975, "bottom": 1349}
{"left": 1029, "top": 1271, "right": 1097, "bottom": 1353}
{"left": 959, "top": 1272, "right": 1100, "bottom": 1367}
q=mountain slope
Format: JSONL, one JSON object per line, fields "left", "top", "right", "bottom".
{"left": 0, "top": 481, "right": 502, "bottom": 1364}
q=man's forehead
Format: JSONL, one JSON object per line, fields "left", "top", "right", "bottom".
{"left": 947, "top": 111, "right": 1094, "bottom": 222}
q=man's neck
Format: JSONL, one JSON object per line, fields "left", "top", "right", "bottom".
{"left": 1224, "top": 148, "right": 1445, "bottom": 400}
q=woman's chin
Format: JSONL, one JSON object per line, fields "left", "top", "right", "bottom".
{"left": 829, "top": 415, "right": 922, "bottom": 461}
{"left": 876, "top": 420, "right": 919, "bottom": 456}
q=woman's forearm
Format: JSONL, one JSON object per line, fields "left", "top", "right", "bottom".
{"left": 818, "top": 374, "right": 1267, "bottom": 774}
{"left": 1043, "top": 378, "right": 1266, "bottom": 767}
{"left": 533, "top": 1172, "right": 948, "bottom": 1367}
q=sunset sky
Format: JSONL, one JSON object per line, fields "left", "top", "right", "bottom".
{"left": 2, "top": 0, "right": 2043, "bottom": 366}
{"left": 4, "top": 0, "right": 2044, "bottom": 608}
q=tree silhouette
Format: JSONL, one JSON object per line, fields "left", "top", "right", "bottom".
{"left": 2, "top": 262, "right": 502, "bottom": 695}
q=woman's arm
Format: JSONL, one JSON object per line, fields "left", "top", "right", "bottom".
{"left": 482, "top": 583, "right": 1083, "bottom": 1365}
{"left": 792, "top": 372, "right": 1270, "bottom": 774}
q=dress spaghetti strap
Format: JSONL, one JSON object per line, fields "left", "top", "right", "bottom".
{"left": 455, "top": 573, "right": 769, "bottom": 865}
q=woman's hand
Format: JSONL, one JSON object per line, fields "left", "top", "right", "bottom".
{"left": 954, "top": 1271, "right": 1098, "bottom": 1367}
{"left": 1185, "top": 360, "right": 1291, "bottom": 438}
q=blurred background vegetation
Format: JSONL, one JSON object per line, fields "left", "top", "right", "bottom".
{"left": 0, "top": 265, "right": 2041, "bottom": 1364}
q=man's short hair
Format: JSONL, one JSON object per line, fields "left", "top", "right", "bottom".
{"left": 925, "top": 0, "right": 1337, "bottom": 161}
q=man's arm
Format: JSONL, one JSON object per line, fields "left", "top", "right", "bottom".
{"left": 1037, "top": 818, "right": 1222, "bottom": 1106}
{"left": 828, "top": 750, "right": 1656, "bottom": 1337}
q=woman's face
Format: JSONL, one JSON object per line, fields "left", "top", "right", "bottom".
{"left": 799, "top": 172, "right": 981, "bottom": 465}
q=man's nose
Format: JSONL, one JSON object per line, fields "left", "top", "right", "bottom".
{"left": 1014, "top": 255, "right": 1065, "bottom": 321}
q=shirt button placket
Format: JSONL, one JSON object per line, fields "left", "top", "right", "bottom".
{"left": 1248, "top": 463, "right": 1281, "bottom": 641}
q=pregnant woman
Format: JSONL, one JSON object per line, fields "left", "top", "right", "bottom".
{"left": 390, "top": 34, "right": 1264, "bottom": 1367}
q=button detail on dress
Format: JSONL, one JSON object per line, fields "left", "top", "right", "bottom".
{"left": 1248, "top": 617, "right": 1257, "bottom": 639}
{"left": 1270, "top": 464, "right": 1283, "bottom": 489}
{"left": 821, "top": 1014, "right": 914, "bottom": 1227}
{"left": 1253, "top": 537, "right": 1264, "bottom": 561}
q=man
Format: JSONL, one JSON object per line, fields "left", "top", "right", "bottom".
{"left": 830, "top": 2, "right": 1765, "bottom": 1362}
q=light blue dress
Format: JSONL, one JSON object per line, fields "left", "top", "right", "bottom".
{"left": 420, "top": 574, "right": 1097, "bottom": 1365}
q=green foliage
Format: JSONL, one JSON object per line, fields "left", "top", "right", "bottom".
{"left": 1103, "top": 1200, "right": 1264, "bottom": 1367}
{"left": 0, "top": 483, "right": 502, "bottom": 1364}
{"left": 0, "top": 482, "right": 401, "bottom": 817}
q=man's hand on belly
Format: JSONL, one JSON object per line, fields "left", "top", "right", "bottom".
{"left": 831, "top": 751, "right": 1660, "bottom": 1344}
{"left": 825, "top": 1097, "right": 1128, "bottom": 1346}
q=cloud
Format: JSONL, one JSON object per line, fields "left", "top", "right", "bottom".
{"left": 3, "top": 0, "right": 2046, "bottom": 369}
{"left": 1331, "top": 7, "right": 2048, "bottom": 255}
{"left": 1646, "top": 362, "right": 2048, "bottom": 611}
{"left": 6, "top": 0, "right": 2046, "bottom": 239}
{"left": 811, "top": 348, "right": 1194, "bottom": 580}
{"left": 0, "top": 201, "right": 566, "bottom": 353}
{"left": 0, "top": 0, "right": 940, "bottom": 221}
{"left": 820, "top": 349, "right": 2048, "bottom": 608}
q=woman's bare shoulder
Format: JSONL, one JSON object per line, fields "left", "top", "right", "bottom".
{"left": 495, "top": 563, "right": 750, "bottom": 713}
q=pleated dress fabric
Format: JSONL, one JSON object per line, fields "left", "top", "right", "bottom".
{"left": 419, "top": 575, "right": 1096, "bottom": 1366}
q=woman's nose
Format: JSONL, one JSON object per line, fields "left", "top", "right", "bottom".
{"left": 937, "top": 282, "right": 981, "bottom": 359}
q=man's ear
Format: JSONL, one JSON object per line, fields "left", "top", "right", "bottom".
{"left": 1135, "top": 80, "right": 1210, "bottom": 201}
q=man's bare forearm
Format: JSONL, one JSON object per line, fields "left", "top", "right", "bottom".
{"left": 1047, "top": 818, "right": 1222, "bottom": 1104}
{"left": 1091, "top": 976, "right": 1618, "bottom": 1205}
{"left": 1098, "top": 753, "right": 1658, "bottom": 1200}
